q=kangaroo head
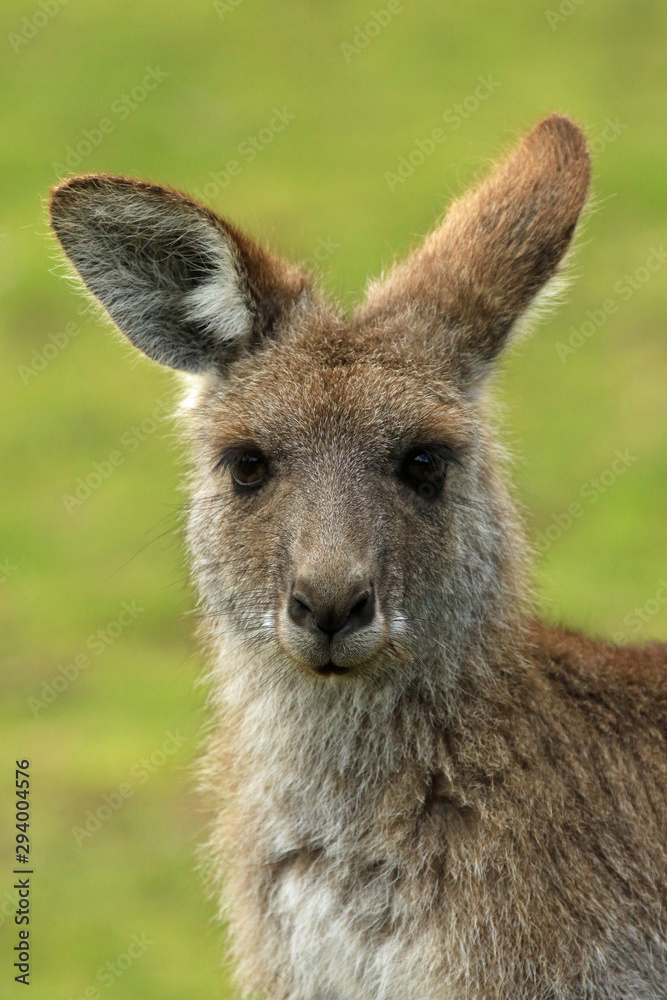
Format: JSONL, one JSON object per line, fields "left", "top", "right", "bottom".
{"left": 50, "top": 115, "right": 589, "bottom": 690}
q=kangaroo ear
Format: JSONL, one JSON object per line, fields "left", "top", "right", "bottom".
{"left": 359, "top": 115, "right": 590, "bottom": 389}
{"left": 49, "top": 175, "right": 310, "bottom": 373}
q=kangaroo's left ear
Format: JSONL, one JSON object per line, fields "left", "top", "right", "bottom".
{"left": 358, "top": 114, "right": 590, "bottom": 390}
{"left": 49, "top": 175, "right": 311, "bottom": 373}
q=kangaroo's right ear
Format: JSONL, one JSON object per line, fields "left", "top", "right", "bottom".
{"left": 49, "top": 175, "right": 311, "bottom": 373}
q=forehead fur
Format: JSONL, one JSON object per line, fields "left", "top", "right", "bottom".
{"left": 190, "top": 306, "right": 473, "bottom": 457}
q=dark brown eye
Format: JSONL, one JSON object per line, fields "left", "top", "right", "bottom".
{"left": 229, "top": 451, "right": 269, "bottom": 489}
{"left": 400, "top": 449, "right": 449, "bottom": 498}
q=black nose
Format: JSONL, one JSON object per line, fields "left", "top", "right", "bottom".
{"left": 288, "top": 579, "right": 375, "bottom": 638}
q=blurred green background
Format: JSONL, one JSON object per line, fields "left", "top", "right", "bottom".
{"left": 1, "top": 1, "right": 665, "bottom": 997}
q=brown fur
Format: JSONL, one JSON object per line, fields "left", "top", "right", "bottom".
{"left": 50, "top": 115, "right": 667, "bottom": 999}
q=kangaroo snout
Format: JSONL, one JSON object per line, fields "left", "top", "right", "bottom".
{"left": 281, "top": 569, "right": 384, "bottom": 674}
{"left": 289, "top": 578, "right": 375, "bottom": 638}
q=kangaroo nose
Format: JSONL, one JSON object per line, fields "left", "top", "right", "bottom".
{"left": 289, "top": 579, "right": 375, "bottom": 637}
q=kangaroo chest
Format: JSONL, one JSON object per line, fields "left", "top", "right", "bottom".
{"left": 230, "top": 764, "right": 667, "bottom": 1000}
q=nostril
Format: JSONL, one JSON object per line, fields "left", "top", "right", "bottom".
{"left": 348, "top": 585, "right": 375, "bottom": 630}
{"left": 292, "top": 591, "right": 312, "bottom": 613}
{"left": 288, "top": 579, "right": 376, "bottom": 636}
{"left": 288, "top": 588, "right": 314, "bottom": 627}
{"left": 350, "top": 591, "right": 370, "bottom": 616}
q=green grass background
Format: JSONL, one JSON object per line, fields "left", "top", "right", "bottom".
{"left": 1, "top": 1, "right": 665, "bottom": 997}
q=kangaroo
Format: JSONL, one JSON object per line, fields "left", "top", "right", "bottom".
{"left": 50, "top": 114, "right": 667, "bottom": 1000}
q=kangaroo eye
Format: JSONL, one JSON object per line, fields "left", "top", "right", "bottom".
{"left": 228, "top": 451, "right": 270, "bottom": 489}
{"left": 400, "top": 449, "right": 448, "bottom": 498}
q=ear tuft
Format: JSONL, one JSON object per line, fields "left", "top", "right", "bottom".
{"left": 181, "top": 245, "right": 253, "bottom": 348}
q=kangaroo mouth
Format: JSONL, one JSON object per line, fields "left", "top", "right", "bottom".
{"left": 314, "top": 661, "right": 349, "bottom": 677}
